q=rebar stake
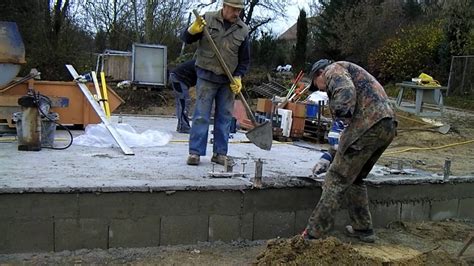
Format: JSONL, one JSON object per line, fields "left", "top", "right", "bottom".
{"left": 397, "top": 159, "right": 403, "bottom": 170}
{"left": 241, "top": 162, "right": 247, "bottom": 173}
{"left": 225, "top": 158, "right": 233, "bottom": 173}
{"left": 254, "top": 159, "right": 263, "bottom": 188}
{"left": 118, "top": 112, "right": 123, "bottom": 124}
{"left": 443, "top": 158, "right": 451, "bottom": 181}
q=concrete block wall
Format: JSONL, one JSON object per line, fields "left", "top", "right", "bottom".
{"left": 0, "top": 182, "right": 473, "bottom": 254}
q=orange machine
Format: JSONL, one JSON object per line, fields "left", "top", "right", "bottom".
{"left": 0, "top": 79, "right": 124, "bottom": 128}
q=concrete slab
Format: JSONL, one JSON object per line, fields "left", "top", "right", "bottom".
{"left": 1, "top": 115, "right": 473, "bottom": 253}
{"left": 0, "top": 116, "right": 317, "bottom": 193}
{"left": 2, "top": 115, "right": 471, "bottom": 194}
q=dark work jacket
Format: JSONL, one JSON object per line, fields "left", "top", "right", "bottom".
{"left": 170, "top": 59, "right": 197, "bottom": 87}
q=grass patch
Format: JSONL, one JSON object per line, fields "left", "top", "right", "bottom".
{"left": 444, "top": 94, "right": 474, "bottom": 111}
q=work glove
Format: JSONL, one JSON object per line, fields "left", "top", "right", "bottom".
{"left": 187, "top": 17, "right": 206, "bottom": 35}
{"left": 230, "top": 76, "right": 242, "bottom": 94}
{"left": 328, "top": 120, "right": 345, "bottom": 150}
{"left": 312, "top": 152, "right": 332, "bottom": 176}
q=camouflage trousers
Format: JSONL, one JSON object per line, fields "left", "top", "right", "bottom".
{"left": 307, "top": 117, "right": 397, "bottom": 237}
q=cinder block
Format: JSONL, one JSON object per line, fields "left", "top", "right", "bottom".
{"left": 160, "top": 215, "right": 208, "bottom": 245}
{"left": 109, "top": 216, "right": 160, "bottom": 248}
{"left": 430, "top": 199, "right": 459, "bottom": 221}
{"left": 295, "top": 210, "right": 312, "bottom": 233}
{"left": 243, "top": 188, "right": 321, "bottom": 213}
{"left": 0, "top": 194, "right": 77, "bottom": 219}
{"left": 0, "top": 218, "right": 53, "bottom": 253}
{"left": 209, "top": 215, "right": 240, "bottom": 242}
{"left": 253, "top": 211, "right": 295, "bottom": 240}
{"left": 370, "top": 202, "right": 400, "bottom": 228}
{"left": 130, "top": 191, "right": 242, "bottom": 217}
{"left": 458, "top": 198, "right": 474, "bottom": 220}
{"left": 240, "top": 213, "right": 254, "bottom": 240}
{"left": 368, "top": 183, "right": 474, "bottom": 203}
{"left": 79, "top": 193, "right": 133, "bottom": 219}
{"left": 401, "top": 202, "right": 430, "bottom": 221}
{"left": 55, "top": 218, "right": 108, "bottom": 251}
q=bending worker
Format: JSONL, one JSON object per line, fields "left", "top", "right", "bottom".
{"left": 181, "top": 0, "right": 250, "bottom": 166}
{"left": 302, "top": 59, "right": 397, "bottom": 243}
{"left": 169, "top": 59, "right": 197, "bottom": 133}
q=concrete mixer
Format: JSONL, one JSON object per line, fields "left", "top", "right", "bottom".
{"left": 0, "top": 21, "right": 124, "bottom": 151}
{"left": 0, "top": 22, "right": 26, "bottom": 88}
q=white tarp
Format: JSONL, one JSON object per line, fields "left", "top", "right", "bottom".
{"left": 73, "top": 123, "right": 171, "bottom": 148}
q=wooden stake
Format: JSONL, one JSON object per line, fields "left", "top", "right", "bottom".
{"left": 91, "top": 71, "right": 105, "bottom": 112}
{"left": 100, "top": 71, "right": 111, "bottom": 118}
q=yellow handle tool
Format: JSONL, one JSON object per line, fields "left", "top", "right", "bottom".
{"left": 100, "top": 71, "right": 111, "bottom": 118}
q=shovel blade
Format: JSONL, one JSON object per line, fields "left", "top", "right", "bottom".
{"left": 245, "top": 121, "right": 273, "bottom": 150}
{"left": 438, "top": 124, "right": 450, "bottom": 134}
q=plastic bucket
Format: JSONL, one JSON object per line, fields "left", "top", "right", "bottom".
{"left": 41, "top": 113, "right": 59, "bottom": 147}
{"left": 306, "top": 104, "right": 318, "bottom": 118}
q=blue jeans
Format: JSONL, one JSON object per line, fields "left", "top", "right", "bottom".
{"left": 170, "top": 73, "right": 191, "bottom": 132}
{"left": 189, "top": 78, "right": 234, "bottom": 156}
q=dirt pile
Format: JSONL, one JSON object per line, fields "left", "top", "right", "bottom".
{"left": 255, "top": 233, "right": 468, "bottom": 265}
{"left": 255, "top": 236, "right": 371, "bottom": 265}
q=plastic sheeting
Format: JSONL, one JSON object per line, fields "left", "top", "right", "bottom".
{"left": 306, "top": 91, "right": 329, "bottom": 104}
{"left": 73, "top": 123, "right": 171, "bottom": 148}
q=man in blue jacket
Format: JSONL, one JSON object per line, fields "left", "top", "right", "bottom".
{"left": 169, "top": 60, "right": 197, "bottom": 133}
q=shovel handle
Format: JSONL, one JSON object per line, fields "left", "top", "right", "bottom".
{"left": 192, "top": 10, "right": 258, "bottom": 126}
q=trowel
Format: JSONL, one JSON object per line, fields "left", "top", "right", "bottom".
{"left": 192, "top": 10, "right": 272, "bottom": 150}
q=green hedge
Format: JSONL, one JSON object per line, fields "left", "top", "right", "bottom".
{"left": 368, "top": 21, "right": 444, "bottom": 83}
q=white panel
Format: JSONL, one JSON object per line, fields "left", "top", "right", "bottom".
{"left": 132, "top": 44, "right": 167, "bottom": 86}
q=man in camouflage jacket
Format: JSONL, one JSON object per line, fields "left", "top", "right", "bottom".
{"left": 303, "top": 60, "right": 397, "bottom": 243}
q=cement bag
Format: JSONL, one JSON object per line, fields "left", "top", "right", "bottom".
{"left": 73, "top": 123, "right": 172, "bottom": 148}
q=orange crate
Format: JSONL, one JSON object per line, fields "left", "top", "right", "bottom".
{"left": 256, "top": 98, "right": 273, "bottom": 114}
{"left": 286, "top": 102, "right": 306, "bottom": 118}
{"left": 291, "top": 117, "right": 305, "bottom": 138}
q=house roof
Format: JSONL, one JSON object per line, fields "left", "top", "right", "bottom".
{"left": 278, "top": 23, "right": 297, "bottom": 41}
{"left": 278, "top": 17, "right": 316, "bottom": 41}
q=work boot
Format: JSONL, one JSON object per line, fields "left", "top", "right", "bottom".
{"left": 344, "top": 225, "right": 376, "bottom": 243}
{"left": 186, "top": 154, "right": 200, "bottom": 165}
{"left": 301, "top": 228, "right": 318, "bottom": 240}
{"left": 211, "top": 153, "right": 233, "bottom": 166}
{"left": 177, "top": 127, "right": 190, "bottom": 134}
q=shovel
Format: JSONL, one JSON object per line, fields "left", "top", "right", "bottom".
{"left": 192, "top": 10, "right": 272, "bottom": 150}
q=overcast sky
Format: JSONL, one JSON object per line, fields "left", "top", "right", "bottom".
{"left": 195, "top": 0, "right": 311, "bottom": 36}
{"left": 270, "top": 0, "right": 311, "bottom": 35}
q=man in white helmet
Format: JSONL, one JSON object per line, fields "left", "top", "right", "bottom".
{"left": 181, "top": 0, "right": 250, "bottom": 166}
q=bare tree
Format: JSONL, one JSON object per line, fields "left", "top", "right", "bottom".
{"left": 242, "top": 0, "right": 289, "bottom": 36}
{"left": 81, "top": 0, "right": 136, "bottom": 49}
